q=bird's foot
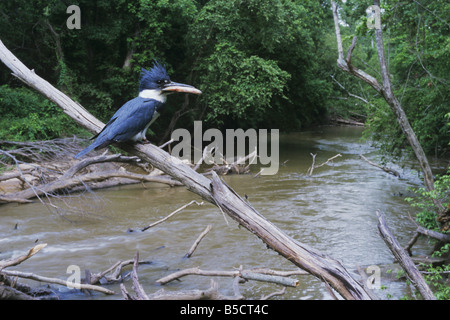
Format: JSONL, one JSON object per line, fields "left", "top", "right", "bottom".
{"left": 139, "top": 138, "right": 151, "bottom": 144}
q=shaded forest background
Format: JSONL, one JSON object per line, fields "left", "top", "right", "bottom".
{"left": 0, "top": 0, "right": 448, "bottom": 158}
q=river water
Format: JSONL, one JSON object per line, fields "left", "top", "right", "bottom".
{"left": 0, "top": 126, "right": 442, "bottom": 300}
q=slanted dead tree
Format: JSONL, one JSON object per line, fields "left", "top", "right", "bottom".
{"left": 376, "top": 211, "right": 435, "bottom": 300}
{"left": 331, "top": 0, "right": 444, "bottom": 290}
{"left": 0, "top": 40, "right": 372, "bottom": 300}
{"left": 331, "top": 0, "right": 444, "bottom": 219}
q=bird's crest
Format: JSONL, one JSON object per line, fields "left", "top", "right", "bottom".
{"left": 139, "top": 61, "right": 170, "bottom": 92}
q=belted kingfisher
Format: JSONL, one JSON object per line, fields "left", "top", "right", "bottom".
{"left": 74, "top": 61, "right": 201, "bottom": 159}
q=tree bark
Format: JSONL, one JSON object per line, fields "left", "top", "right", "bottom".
{"left": 332, "top": 2, "right": 432, "bottom": 188}
{"left": 331, "top": 1, "right": 443, "bottom": 213}
{"left": 372, "top": 0, "right": 435, "bottom": 193}
{"left": 376, "top": 211, "right": 436, "bottom": 300}
{"left": 0, "top": 40, "right": 372, "bottom": 300}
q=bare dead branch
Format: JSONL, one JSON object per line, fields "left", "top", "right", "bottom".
{"left": 62, "top": 154, "right": 141, "bottom": 179}
{"left": 146, "top": 280, "right": 243, "bottom": 300}
{"left": 1, "top": 170, "right": 181, "bottom": 204}
{"left": 405, "top": 232, "right": 421, "bottom": 256}
{"left": 416, "top": 226, "right": 450, "bottom": 243}
{"left": 0, "top": 138, "right": 84, "bottom": 163}
{"left": 0, "top": 244, "right": 47, "bottom": 269}
{"left": 359, "top": 154, "right": 401, "bottom": 177}
{"left": 0, "top": 170, "right": 32, "bottom": 182}
{"left": 129, "top": 200, "right": 204, "bottom": 232}
{"left": 0, "top": 269, "right": 114, "bottom": 295}
{"left": 261, "top": 287, "right": 286, "bottom": 300}
{"left": 156, "top": 266, "right": 302, "bottom": 287}
{"left": 158, "top": 138, "right": 174, "bottom": 150}
{"left": 330, "top": 74, "right": 372, "bottom": 106}
{"left": 308, "top": 153, "right": 342, "bottom": 176}
{"left": 0, "top": 244, "right": 114, "bottom": 295}
{"left": 346, "top": 36, "right": 357, "bottom": 65}
{"left": 185, "top": 224, "right": 212, "bottom": 258}
{"left": 130, "top": 251, "right": 149, "bottom": 300}
{"left": 240, "top": 271, "right": 299, "bottom": 287}
{"left": 86, "top": 257, "right": 151, "bottom": 285}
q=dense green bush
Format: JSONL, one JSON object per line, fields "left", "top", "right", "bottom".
{"left": 0, "top": 85, "right": 85, "bottom": 141}
{"left": 406, "top": 169, "right": 450, "bottom": 231}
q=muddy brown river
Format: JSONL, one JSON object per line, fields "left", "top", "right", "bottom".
{"left": 0, "top": 126, "right": 443, "bottom": 300}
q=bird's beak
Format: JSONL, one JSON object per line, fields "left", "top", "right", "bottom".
{"left": 162, "top": 81, "right": 202, "bottom": 95}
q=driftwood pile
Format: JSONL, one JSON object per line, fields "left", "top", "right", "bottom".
{"left": 0, "top": 138, "right": 254, "bottom": 208}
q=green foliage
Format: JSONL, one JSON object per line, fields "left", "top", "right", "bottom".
{"left": 187, "top": 0, "right": 334, "bottom": 130}
{"left": 422, "top": 243, "right": 450, "bottom": 300}
{"left": 336, "top": 0, "right": 450, "bottom": 158}
{"left": 406, "top": 169, "right": 450, "bottom": 231}
{"left": 405, "top": 168, "right": 450, "bottom": 300}
{"left": 197, "top": 41, "right": 290, "bottom": 127}
{"left": 0, "top": 85, "right": 85, "bottom": 141}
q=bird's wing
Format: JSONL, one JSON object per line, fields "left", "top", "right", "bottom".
{"left": 103, "top": 98, "right": 162, "bottom": 142}
{"left": 90, "top": 117, "right": 117, "bottom": 141}
{"left": 75, "top": 98, "right": 162, "bottom": 159}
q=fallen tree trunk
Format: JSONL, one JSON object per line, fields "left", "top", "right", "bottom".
{"left": 0, "top": 40, "right": 372, "bottom": 300}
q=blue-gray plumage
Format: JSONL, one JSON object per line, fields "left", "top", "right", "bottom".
{"left": 75, "top": 62, "right": 201, "bottom": 159}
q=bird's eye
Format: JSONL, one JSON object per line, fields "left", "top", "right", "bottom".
{"left": 157, "top": 79, "right": 170, "bottom": 85}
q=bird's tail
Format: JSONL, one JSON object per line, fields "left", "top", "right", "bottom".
{"left": 74, "top": 138, "right": 113, "bottom": 159}
{"left": 74, "top": 142, "right": 98, "bottom": 159}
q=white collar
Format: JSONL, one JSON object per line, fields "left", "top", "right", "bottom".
{"left": 139, "top": 89, "right": 167, "bottom": 103}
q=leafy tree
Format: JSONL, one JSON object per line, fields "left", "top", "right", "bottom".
{"left": 336, "top": 0, "right": 449, "bottom": 158}
{"left": 186, "top": 0, "right": 335, "bottom": 130}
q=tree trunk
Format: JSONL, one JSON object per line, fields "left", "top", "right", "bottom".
{"left": 376, "top": 211, "right": 436, "bottom": 300}
{"left": 372, "top": 0, "right": 435, "bottom": 193}
{"left": 0, "top": 39, "right": 372, "bottom": 300}
{"left": 331, "top": 1, "right": 442, "bottom": 212}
